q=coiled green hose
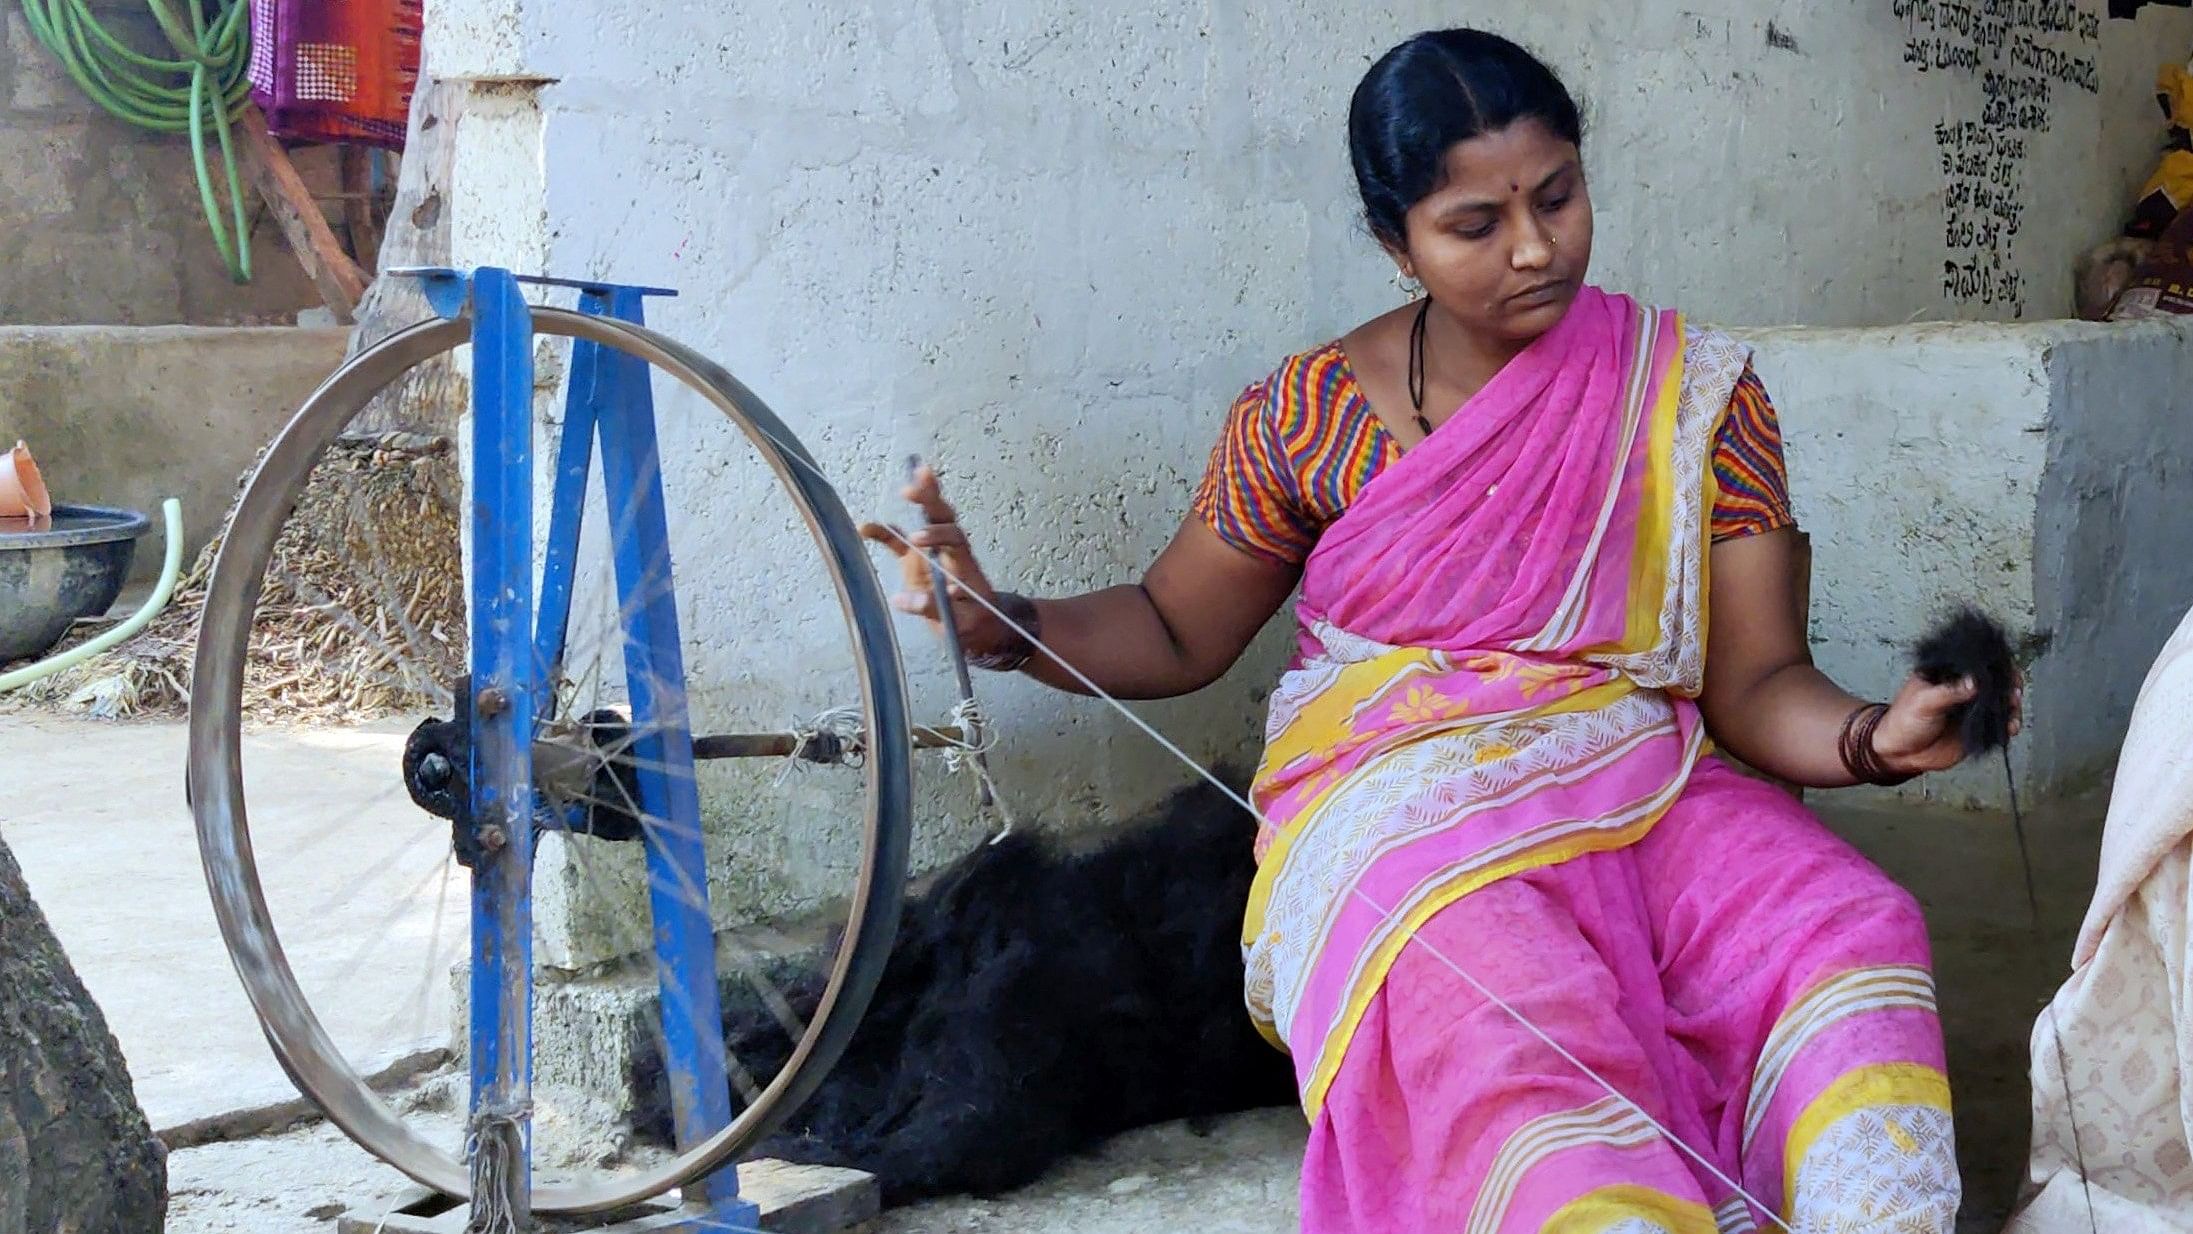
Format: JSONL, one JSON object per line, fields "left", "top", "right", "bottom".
{"left": 17, "top": 0, "right": 253, "bottom": 281}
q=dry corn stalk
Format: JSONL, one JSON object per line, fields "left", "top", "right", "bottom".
{"left": 6, "top": 432, "right": 463, "bottom": 725}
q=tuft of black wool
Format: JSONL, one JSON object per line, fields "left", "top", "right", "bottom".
{"left": 1911, "top": 606, "right": 2018, "bottom": 754}
{"left": 627, "top": 770, "right": 1297, "bottom": 1206}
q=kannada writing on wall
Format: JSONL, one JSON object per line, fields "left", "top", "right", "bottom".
{"left": 1893, "top": 0, "right": 2103, "bottom": 314}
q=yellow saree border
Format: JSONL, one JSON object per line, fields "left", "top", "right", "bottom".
{"left": 1779, "top": 1063, "right": 1952, "bottom": 1223}
{"left": 1613, "top": 312, "right": 1687, "bottom": 655}
{"left": 1242, "top": 677, "right": 1640, "bottom": 964}
{"left": 1688, "top": 346, "right": 1734, "bottom": 682}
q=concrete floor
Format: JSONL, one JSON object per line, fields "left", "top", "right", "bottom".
{"left": 1832, "top": 789, "right": 2102, "bottom": 1232}
{"left": 5, "top": 712, "right": 2096, "bottom": 1232}
{"left": 0, "top": 713, "right": 455, "bottom": 1138}
{"left": 163, "top": 1097, "right": 1309, "bottom": 1234}
{"left": 168, "top": 1113, "right": 429, "bottom": 1234}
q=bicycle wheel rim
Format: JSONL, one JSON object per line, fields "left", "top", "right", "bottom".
{"left": 188, "top": 307, "right": 913, "bottom": 1213}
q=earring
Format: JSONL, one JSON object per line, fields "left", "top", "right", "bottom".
{"left": 1394, "top": 268, "right": 1423, "bottom": 300}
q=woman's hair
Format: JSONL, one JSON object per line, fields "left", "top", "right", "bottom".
{"left": 1348, "top": 29, "right": 1584, "bottom": 249}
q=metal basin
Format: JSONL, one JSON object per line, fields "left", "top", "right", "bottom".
{"left": 0, "top": 503, "right": 151, "bottom": 664}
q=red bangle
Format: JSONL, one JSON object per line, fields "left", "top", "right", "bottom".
{"left": 1839, "top": 702, "right": 1917, "bottom": 787}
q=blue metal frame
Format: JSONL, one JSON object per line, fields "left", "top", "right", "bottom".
{"left": 466, "top": 268, "right": 540, "bottom": 1227}
{"left": 425, "top": 266, "right": 759, "bottom": 1231}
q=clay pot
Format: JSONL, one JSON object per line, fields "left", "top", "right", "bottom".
{"left": 0, "top": 440, "right": 52, "bottom": 520}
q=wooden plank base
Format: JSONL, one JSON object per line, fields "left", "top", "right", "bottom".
{"left": 335, "top": 1160, "right": 878, "bottom": 1234}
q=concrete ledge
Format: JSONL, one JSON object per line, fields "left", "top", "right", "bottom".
{"left": 0, "top": 325, "right": 350, "bottom": 582}
{"left": 1738, "top": 315, "right": 2193, "bottom": 806}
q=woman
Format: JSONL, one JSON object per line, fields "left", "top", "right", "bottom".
{"left": 2010, "top": 604, "right": 2193, "bottom": 1233}
{"left": 865, "top": 29, "right": 2008, "bottom": 1233}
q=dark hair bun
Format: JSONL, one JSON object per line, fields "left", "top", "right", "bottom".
{"left": 1348, "top": 29, "right": 1583, "bottom": 249}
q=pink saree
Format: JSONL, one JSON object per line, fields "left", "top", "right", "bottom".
{"left": 1241, "top": 288, "right": 1957, "bottom": 1232}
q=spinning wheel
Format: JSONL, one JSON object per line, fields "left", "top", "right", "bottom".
{"left": 188, "top": 267, "right": 954, "bottom": 1226}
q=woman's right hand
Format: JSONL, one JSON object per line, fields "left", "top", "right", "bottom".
{"left": 857, "top": 465, "right": 1028, "bottom": 662}
{"left": 861, "top": 463, "right": 1298, "bottom": 700}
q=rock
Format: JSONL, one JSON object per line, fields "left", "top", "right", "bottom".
{"left": 0, "top": 836, "right": 166, "bottom": 1233}
{"left": 1106, "top": 1174, "right": 1154, "bottom": 1195}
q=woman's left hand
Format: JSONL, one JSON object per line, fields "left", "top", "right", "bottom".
{"left": 1869, "top": 672, "right": 2025, "bottom": 776}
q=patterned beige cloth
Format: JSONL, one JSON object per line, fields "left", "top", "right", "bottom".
{"left": 2010, "top": 605, "right": 2193, "bottom": 1233}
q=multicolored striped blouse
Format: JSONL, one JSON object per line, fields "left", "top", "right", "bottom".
{"left": 1192, "top": 340, "right": 1793, "bottom": 567}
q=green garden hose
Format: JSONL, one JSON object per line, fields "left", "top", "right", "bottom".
{"left": 18, "top": 0, "right": 254, "bottom": 281}
{"left": 0, "top": 499, "right": 184, "bottom": 693}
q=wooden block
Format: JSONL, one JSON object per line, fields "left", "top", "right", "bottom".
{"left": 736, "top": 1159, "right": 880, "bottom": 1234}
{"left": 341, "top": 145, "right": 386, "bottom": 274}
{"left": 334, "top": 1185, "right": 463, "bottom": 1234}
{"left": 333, "top": 1159, "right": 878, "bottom": 1234}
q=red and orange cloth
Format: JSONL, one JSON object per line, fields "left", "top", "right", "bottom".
{"left": 248, "top": 0, "right": 423, "bottom": 150}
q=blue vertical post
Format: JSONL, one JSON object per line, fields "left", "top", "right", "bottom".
{"left": 466, "top": 268, "right": 539, "bottom": 1225}
{"left": 534, "top": 279, "right": 673, "bottom": 689}
{"left": 531, "top": 292, "right": 606, "bottom": 682}
{"left": 587, "top": 289, "right": 755, "bottom": 1226}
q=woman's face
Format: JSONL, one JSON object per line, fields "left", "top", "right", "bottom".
{"left": 1390, "top": 118, "right": 1593, "bottom": 345}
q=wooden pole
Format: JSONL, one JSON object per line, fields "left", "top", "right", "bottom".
{"left": 234, "top": 104, "right": 367, "bottom": 322}
{"left": 339, "top": 145, "right": 385, "bottom": 274}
